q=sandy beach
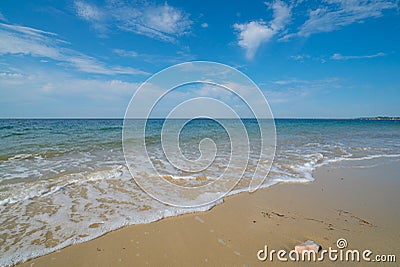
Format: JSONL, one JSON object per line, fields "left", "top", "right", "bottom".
{"left": 16, "top": 158, "right": 400, "bottom": 266}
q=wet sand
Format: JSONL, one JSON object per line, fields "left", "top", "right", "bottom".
{"left": 18, "top": 159, "right": 400, "bottom": 266}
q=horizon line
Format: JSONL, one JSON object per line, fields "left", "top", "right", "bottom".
{"left": 0, "top": 116, "right": 398, "bottom": 120}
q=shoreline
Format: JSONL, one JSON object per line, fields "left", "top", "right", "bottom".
{"left": 15, "top": 158, "right": 400, "bottom": 266}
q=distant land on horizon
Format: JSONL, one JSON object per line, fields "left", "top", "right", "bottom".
{"left": 357, "top": 116, "right": 400, "bottom": 121}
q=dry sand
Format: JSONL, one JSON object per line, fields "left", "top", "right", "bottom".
{"left": 18, "top": 159, "right": 400, "bottom": 266}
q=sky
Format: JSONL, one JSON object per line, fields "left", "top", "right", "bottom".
{"left": 0, "top": 0, "right": 399, "bottom": 118}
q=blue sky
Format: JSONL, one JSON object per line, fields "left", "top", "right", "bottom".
{"left": 0, "top": 0, "right": 399, "bottom": 118}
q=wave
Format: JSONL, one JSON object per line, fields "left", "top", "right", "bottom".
{"left": 1, "top": 151, "right": 400, "bottom": 266}
{"left": 2, "top": 132, "right": 26, "bottom": 138}
{"left": 0, "top": 166, "right": 124, "bottom": 206}
{"left": 3, "top": 151, "right": 399, "bottom": 207}
{"left": 0, "top": 125, "right": 13, "bottom": 130}
{"left": 99, "top": 126, "right": 122, "bottom": 131}
{"left": 0, "top": 150, "right": 74, "bottom": 162}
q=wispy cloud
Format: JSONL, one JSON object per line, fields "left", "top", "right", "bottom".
{"left": 73, "top": 0, "right": 192, "bottom": 42}
{"left": 113, "top": 48, "right": 195, "bottom": 65}
{"left": 293, "top": 0, "right": 397, "bottom": 38}
{"left": 289, "top": 53, "right": 327, "bottom": 63}
{"left": 331, "top": 52, "right": 386, "bottom": 60}
{"left": 233, "top": 0, "right": 291, "bottom": 59}
{"left": 263, "top": 77, "right": 343, "bottom": 103}
{"left": 0, "top": 23, "right": 63, "bottom": 58}
{"left": 65, "top": 55, "right": 147, "bottom": 75}
{"left": 73, "top": 0, "right": 107, "bottom": 33}
{"left": 0, "top": 66, "right": 140, "bottom": 117}
{"left": 290, "top": 54, "right": 311, "bottom": 61}
{"left": 0, "top": 23, "right": 148, "bottom": 75}
{"left": 290, "top": 51, "right": 386, "bottom": 63}
{"left": 0, "top": 72, "right": 23, "bottom": 78}
{"left": 121, "top": 2, "right": 192, "bottom": 41}
{"left": 74, "top": 1, "right": 103, "bottom": 21}
{"left": 113, "top": 49, "right": 138, "bottom": 58}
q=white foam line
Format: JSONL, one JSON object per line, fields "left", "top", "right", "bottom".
{"left": 325, "top": 153, "right": 400, "bottom": 164}
{"left": 0, "top": 166, "right": 125, "bottom": 206}
{"left": 2, "top": 153, "right": 400, "bottom": 266}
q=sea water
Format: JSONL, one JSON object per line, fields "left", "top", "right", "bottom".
{"left": 0, "top": 119, "right": 399, "bottom": 266}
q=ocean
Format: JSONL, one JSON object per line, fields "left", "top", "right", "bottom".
{"left": 0, "top": 119, "right": 399, "bottom": 266}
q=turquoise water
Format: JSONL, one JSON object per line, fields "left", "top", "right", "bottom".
{"left": 0, "top": 119, "right": 400, "bottom": 266}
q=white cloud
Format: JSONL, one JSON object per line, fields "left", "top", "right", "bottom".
{"left": 65, "top": 54, "right": 147, "bottom": 75}
{"left": 0, "top": 23, "right": 62, "bottom": 58}
{"left": 296, "top": 0, "right": 397, "bottom": 37}
{"left": 74, "top": 1, "right": 103, "bottom": 21}
{"left": 201, "top": 22, "right": 209, "bottom": 28}
{"left": 0, "top": 23, "right": 148, "bottom": 75}
{"left": 1, "top": 67, "right": 139, "bottom": 99}
{"left": 267, "top": 0, "right": 292, "bottom": 30}
{"left": 73, "top": 0, "right": 192, "bottom": 42}
{"left": 289, "top": 51, "right": 386, "bottom": 63}
{"left": 113, "top": 49, "right": 138, "bottom": 58}
{"left": 290, "top": 54, "right": 311, "bottom": 61}
{"left": 289, "top": 54, "right": 327, "bottom": 63}
{"left": 0, "top": 66, "right": 141, "bottom": 117}
{"left": 233, "top": 0, "right": 291, "bottom": 59}
{"left": 331, "top": 52, "right": 386, "bottom": 60}
{"left": 143, "top": 4, "right": 190, "bottom": 34}
{"left": 115, "top": 2, "right": 192, "bottom": 42}
{"left": 74, "top": 0, "right": 106, "bottom": 33}
{"left": 0, "top": 72, "right": 23, "bottom": 78}
{"left": 233, "top": 21, "right": 274, "bottom": 60}
{"left": 113, "top": 48, "right": 195, "bottom": 64}
{"left": 270, "top": 78, "right": 336, "bottom": 85}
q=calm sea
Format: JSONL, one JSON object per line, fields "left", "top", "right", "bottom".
{"left": 1, "top": 119, "right": 399, "bottom": 266}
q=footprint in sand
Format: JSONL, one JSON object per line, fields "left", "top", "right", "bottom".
{"left": 195, "top": 216, "right": 205, "bottom": 223}
{"left": 217, "top": 238, "right": 226, "bottom": 245}
{"left": 216, "top": 234, "right": 242, "bottom": 257}
{"left": 261, "top": 210, "right": 285, "bottom": 218}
